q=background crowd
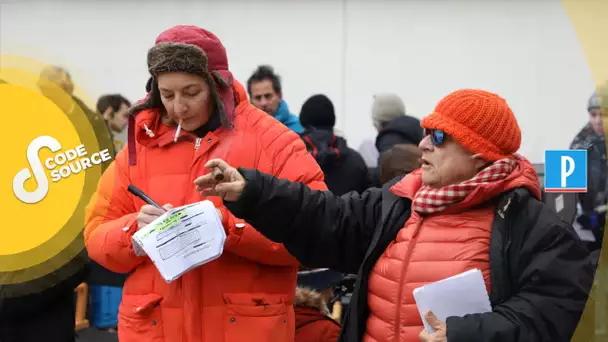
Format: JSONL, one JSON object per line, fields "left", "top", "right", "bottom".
{"left": 0, "top": 22, "right": 606, "bottom": 342}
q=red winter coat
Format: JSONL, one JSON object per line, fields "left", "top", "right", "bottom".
{"left": 294, "top": 288, "right": 341, "bottom": 342}
{"left": 84, "top": 80, "right": 326, "bottom": 342}
{"left": 364, "top": 161, "right": 540, "bottom": 342}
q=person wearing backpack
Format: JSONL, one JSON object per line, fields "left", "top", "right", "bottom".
{"left": 196, "top": 89, "right": 594, "bottom": 342}
{"left": 299, "top": 94, "right": 371, "bottom": 196}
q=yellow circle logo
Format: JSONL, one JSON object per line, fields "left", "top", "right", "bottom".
{"left": 1, "top": 85, "right": 84, "bottom": 256}
{"left": 0, "top": 55, "right": 115, "bottom": 296}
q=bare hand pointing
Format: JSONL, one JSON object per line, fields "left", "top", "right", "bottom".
{"left": 194, "top": 159, "right": 246, "bottom": 201}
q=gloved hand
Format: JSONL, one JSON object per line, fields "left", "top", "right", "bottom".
{"left": 576, "top": 211, "right": 597, "bottom": 231}
{"left": 578, "top": 210, "right": 605, "bottom": 243}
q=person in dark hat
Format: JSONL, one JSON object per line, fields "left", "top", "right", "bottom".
{"left": 295, "top": 267, "right": 343, "bottom": 342}
{"left": 84, "top": 25, "right": 326, "bottom": 342}
{"left": 299, "top": 94, "right": 371, "bottom": 195}
{"left": 571, "top": 86, "right": 608, "bottom": 254}
{"left": 375, "top": 115, "right": 423, "bottom": 155}
{"left": 375, "top": 115, "right": 424, "bottom": 186}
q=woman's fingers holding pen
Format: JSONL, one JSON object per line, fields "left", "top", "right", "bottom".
{"left": 137, "top": 203, "right": 173, "bottom": 230}
{"left": 140, "top": 204, "right": 173, "bottom": 215}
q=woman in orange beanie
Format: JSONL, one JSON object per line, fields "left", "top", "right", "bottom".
{"left": 196, "top": 89, "right": 594, "bottom": 342}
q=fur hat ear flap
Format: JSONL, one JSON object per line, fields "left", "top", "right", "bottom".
{"left": 201, "top": 72, "right": 232, "bottom": 129}
{"left": 211, "top": 70, "right": 230, "bottom": 88}
{"left": 146, "top": 77, "right": 153, "bottom": 93}
{"left": 210, "top": 70, "right": 234, "bottom": 129}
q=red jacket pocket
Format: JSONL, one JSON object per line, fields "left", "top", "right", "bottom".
{"left": 223, "top": 293, "right": 293, "bottom": 342}
{"left": 118, "top": 293, "right": 164, "bottom": 342}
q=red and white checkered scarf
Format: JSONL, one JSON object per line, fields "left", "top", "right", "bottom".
{"left": 413, "top": 158, "right": 517, "bottom": 214}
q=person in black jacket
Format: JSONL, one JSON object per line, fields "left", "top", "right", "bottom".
{"left": 196, "top": 89, "right": 595, "bottom": 342}
{"left": 375, "top": 115, "right": 423, "bottom": 155}
{"left": 368, "top": 114, "right": 423, "bottom": 187}
{"left": 375, "top": 115, "right": 424, "bottom": 186}
{"left": 299, "top": 94, "right": 371, "bottom": 195}
{"left": 570, "top": 88, "right": 607, "bottom": 254}
{"left": 0, "top": 251, "right": 88, "bottom": 342}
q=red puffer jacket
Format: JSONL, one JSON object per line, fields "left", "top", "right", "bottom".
{"left": 364, "top": 161, "right": 540, "bottom": 342}
{"left": 84, "top": 80, "right": 326, "bottom": 342}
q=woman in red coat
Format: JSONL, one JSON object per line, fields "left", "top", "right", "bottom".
{"left": 295, "top": 287, "right": 341, "bottom": 342}
{"left": 84, "top": 25, "right": 325, "bottom": 342}
{"left": 295, "top": 268, "right": 343, "bottom": 342}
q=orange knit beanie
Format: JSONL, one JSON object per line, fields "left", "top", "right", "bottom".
{"left": 421, "top": 89, "right": 521, "bottom": 161}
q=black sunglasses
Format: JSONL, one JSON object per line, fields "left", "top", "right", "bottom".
{"left": 424, "top": 129, "right": 447, "bottom": 146}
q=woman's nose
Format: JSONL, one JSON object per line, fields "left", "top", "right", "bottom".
{"left": 419, "top": 135, "right": 434, "bottom": 152}
{"left": 174, "top": 99, "right": 188, "bottom": 115}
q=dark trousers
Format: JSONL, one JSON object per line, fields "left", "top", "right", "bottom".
{"left": 0, "top": 292, "right": 75, "bottom": 342}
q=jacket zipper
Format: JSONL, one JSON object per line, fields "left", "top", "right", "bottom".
{"left": 500, "top": 195, "right": 514, "bottom": 302}
{"left": 394, "top": 218, "right": 423, "bottom": 341}
{"left": 181, "top": 137, "right": 203, "bottom": 335}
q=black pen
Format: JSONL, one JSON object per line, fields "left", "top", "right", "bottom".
{"left": 128, "top": 184, "right": 167, "bottom": 212}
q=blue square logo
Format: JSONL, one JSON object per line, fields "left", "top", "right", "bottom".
{"left": 544, "top": 150, "right": 587, "bottom": 193}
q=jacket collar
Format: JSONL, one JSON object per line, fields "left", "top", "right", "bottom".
{"left": 274, "top": 100, "right": 291, "bottom": 122}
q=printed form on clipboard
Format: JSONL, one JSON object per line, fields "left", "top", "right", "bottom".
{"left": 132, "top": 200, "right": 227, "bottom": 283}
{"left": 413, "top": 268, "right": 492, "bottom": 333}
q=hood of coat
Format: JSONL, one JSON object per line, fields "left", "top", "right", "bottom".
{"left": 571, "top": 123, "right": 605, "bottom": 150}
{"left": 390, "top": 154, "right": 542, "bottom": 213}
{"left": 294, "top": 287, "right": 329, "bottom": 314}
{"left": 272, "top": 100, "right": 303, "bottom": 133}
{"left": 301, "top": 128, "right": 348, "bottom": 169}
{"left": 375, "top": 115, "right": 423, "bottom": 153}
{"left": 274, "top": 100, "right": 293, "bottom": 122}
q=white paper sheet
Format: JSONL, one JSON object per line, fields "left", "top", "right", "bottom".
{"left": 413, "top": 268, "right": 492, "bottom": 333}
{"left": 132, "top": 200, "right": 226, "bottom": 283}
{"left": 555, "top": 194, "right": 564, "bottom": 213}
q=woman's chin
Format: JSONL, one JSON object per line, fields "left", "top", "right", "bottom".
{"left": 420, "top": 170, "right": 438, "bottom": 187}
{"left": 181, "top": 121, "right": 203, "bottom": 131}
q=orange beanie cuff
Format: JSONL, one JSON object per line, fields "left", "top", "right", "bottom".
{"left": 421, "top": 89, "right": 522, "bottom": 161}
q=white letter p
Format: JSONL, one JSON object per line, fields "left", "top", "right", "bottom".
{"left": 561, "top": 156, "right": 575, "bottom": 187}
